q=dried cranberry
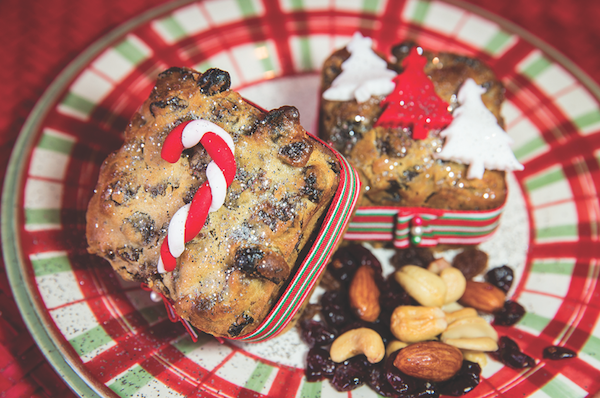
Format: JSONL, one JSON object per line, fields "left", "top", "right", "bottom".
{"left": 490, "top": 336, "right": 535, "bottom": 369}
{"left": 391, "top": 247, "right": 435, "bottom": 268}
{"left": 452, "top": 249, "right": 488, "bottom": 279}
{"left": 330, "top": 355, "right": 370, "bottom": 391}
{"left": 300, "top": 319, "right": 336, "bottom": 347}
{"left": 328, "top": 248, "right": 360, "bottom": 284}
{"left": 493, "top": 300, "right": 526, "bottom": 326}
{"left": 437, "top": 360, "right": 481, "bottom": 396}
{"left": 320, "top": 290, "right": 354, "bottom": 331}
{"left": 368, "top": 363, "right": 401, "bottom": 397}
{"left": 486, "top": 265, "right": 514, "bottom": 293}
{"left": 543, "top": 346, "right": 577, "bottom": 360}
{"left": 385, "top": 351, "right": 415, "bottom": 394}
{"left": 305, "top": 347, "right": 336, "bottom": 382}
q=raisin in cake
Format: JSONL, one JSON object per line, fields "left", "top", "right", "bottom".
{"left": 86, "top": 67, "right": 341, "bottom": 338}
{"left": 319, "top": 40, "right": 510, "bottom": 210}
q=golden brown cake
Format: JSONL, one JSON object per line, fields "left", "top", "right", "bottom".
{"left": 319, "top": 40, "right": 508, "bottom": 211}
{"left": 86, "top": 67, "right": 341, "bottom": 338}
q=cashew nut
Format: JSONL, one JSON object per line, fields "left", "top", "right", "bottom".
{"left": 330, "top": 328, "right": 385, "bottom": 364}
{"left": 441, "top": 316, "right": 499, "bottom": 342}
{"left": 461, "top": 349, "right": 488, "bottom": 368}
{"left": 390, "top": 306, "right": 448, "bottom": 343}
{"left": 445, "top": 307, "right": 478, "bottom": 325}
{"left": 440, "top": 267, "right": 467, "bottom": 305}
{"left": 386, "top": 340, "right": 409, "bottom": 358}
{"left": 444, "top": 337, "right": 498, "bottom": 352}
{"left": 395, "top": 265, "right": 447, "bottom": 307}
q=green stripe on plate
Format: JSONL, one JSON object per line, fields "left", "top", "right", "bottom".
{"left": 31, "top": 255, "right": 71, "bottom": 277}
{"left": 38, "top": 133, "right": 75, "bottom": 155}
{"left": 109, "top": 365, "right": 154, "bottom": 397}
{"left": 69, "top": 324, "right": 113, "bottom": 357}
{"left": 541, "top": 375, "right": 586, "bottom": 398}
{"left": 172, "top": 333, "right": 213, "bottom": 355}
{"left": 61, "top": 92, "right": 96, "bottom": 116}
{"left": 484, "top": 30, "right": 512, "bottom": 54}
{"left": 299, "top": 37, "right": 312, "bottom": 70}
{"left": 158, "top": 16, "right": 187, "bottom": 42}
{"left": 521, "top": 55, "right": 552, "bottom": 79}
{"left": 114, "top": 38, "right": 147, "bottom": 65}
{"left": 535, "top": 224, "right": 578, "bottom": 240}
{"left": 513, "top": 136, "right": 547, "bottom": 161}
{"left": 525, "top": 168, "right": 565, "bottom": 191}
{"left": 257, "top": 42, "right": 275, "bottom": 73}
{"left": 573, "top": 108, "right": 600, "bottom": 130}
{"left": 519, "top": 312, "right": 550, "bottom": 333}
{"left": 289, "top": 0, "right": 303, "bottom": 11}
{"left": 25, "top": 209, "right": 61, "bottom": 226}
{"left": 363, "top": 0, "right": 381, "bottom": 13}
{"left": 245, "top": 362, "right": 274, "bottom": 393}
{"left": 412, "top": 0, "right": 430, "bottom": 24}
{"left": 236, "top": 0, "right": 257, "bottom": 16}
{"left": 300, "top": 380, "right": 322, "bottom": 398}
{"left": 581, "top": 335, "right": 600, "bottom": 362}
{"left": 530, "top": 260, "right": 575, "bottom": 275}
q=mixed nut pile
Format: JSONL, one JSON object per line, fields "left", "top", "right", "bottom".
{"left": 299, "top": 244, "right": 575, "bottom": 396}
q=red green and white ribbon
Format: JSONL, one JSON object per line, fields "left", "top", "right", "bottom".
{"left": 345, "top": 204, "right": 504, "bottom": 247}
{"left": 158, "top": 119, "right": 236, "bottom": 273}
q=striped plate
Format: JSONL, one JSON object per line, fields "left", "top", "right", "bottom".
{"left": 3, "top": 0, "right": 600, "bottom": 397}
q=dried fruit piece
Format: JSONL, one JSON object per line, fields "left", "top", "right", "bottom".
{"left": 437, "top": 360, "right": 481, "bottom": 396}
{"left": 543, "top": 346, "right": 576, "bottom": 360}
{"left": 330, "top": 355, "right": 370, "bottom": 391}
{"left": 493, "top": 300, "right": 525, "bottom": 326}
{"left": 393, "top": 341, "right": 463, "bottom": 382}
{"left": 391, "top": 247, "right": 435, "bottom": 268}
{"left": 305, "top": 347, "right": 336, "bottom": 382}
{"left": 490, "top": 336, "right": 535, "bottom": 369}
{"left": 452, "top": 249, "right": 488, "bottom": 280}
{"left": 486, "top": 265, "right": 514, "bottom": 293}
{"left": 300, "top": 319, "right": 336, "bottom": 347}
{"left": 459, "top": 280, "right": 506, "bottom": 313}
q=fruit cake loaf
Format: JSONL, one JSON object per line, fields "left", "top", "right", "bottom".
{"left": 86, "top": 67, "right": 341, "bottom": 338}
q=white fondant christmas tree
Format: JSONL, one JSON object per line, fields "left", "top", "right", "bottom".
{"left": 322, "top": 32, "right": 397, "bottom": 103}
{"left": 435, "top": 78, "right": 524, "bottom": 179}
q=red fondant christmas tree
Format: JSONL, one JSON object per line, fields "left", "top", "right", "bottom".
{"left": 375, "top": 47, "right": 452, "bottom": 139}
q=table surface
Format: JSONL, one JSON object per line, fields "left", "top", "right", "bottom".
{"left": 1, "top": 0, "right": 599, "bottom": 396}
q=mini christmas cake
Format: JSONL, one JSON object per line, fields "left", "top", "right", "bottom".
{"left": 319, "top": 33, "right": 523, "bottom": 246}
{"left": 86, "top": 67, "right": 358, "bottom": 339}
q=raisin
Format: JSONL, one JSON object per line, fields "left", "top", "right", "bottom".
{"left": 437, "top": 360, "right": 481, "bottom": 396}
{"left": 452, "top": 249, "right": 488, "bottom": 280}
{"left": 328, "top": 248, "right": 360, "bottom": 284}
{"left": 493, "top": 300, "right": 525, "bottom": 326}
{"left": 330, "top": 355, "right": 370, "bottom": 391}
{"left": 227, "top": 313, "right": 254, "bottom": 337}
{"left": 486, "top": 265, "right": 514, "bottom": 293}
{"left": 300, "top": 319, "right": 336, "bottom": 348}
{"left": 198, "top": 68, "right": 231, "bottom": 95}
{"left": 279, "top": 139, "right": 313, "bottom": 167}
{"left": 391, "top": 247, "right": 435, "bottom": 269}
{"left": 305, "top": 347, "right": 336, "bottom": 382}
{"left": 367, "top": 363, "right": 400, "bottom": 397}
{"left": 385, "top": 350, "right": 417, "bottom": 394}
{"left": 543, "top": 346, "right": 577, "bottom": 360}
{"left": 320, "top": 290, "right": 354, "bottom": 331}
{"left": 489, "top": 336, "right": 535, "bottom": 369}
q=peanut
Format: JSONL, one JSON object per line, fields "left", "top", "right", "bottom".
{"left": 440, "top": 267, "right": 467, "bottom": 304}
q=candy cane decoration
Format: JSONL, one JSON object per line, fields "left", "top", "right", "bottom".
{"left": 157, "top": 119, "right": 236, "bottom": 273}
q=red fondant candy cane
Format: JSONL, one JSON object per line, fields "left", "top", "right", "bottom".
{"left": 157, "top": 119, "right": 236, "bottom": 273}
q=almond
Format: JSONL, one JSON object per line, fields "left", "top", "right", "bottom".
{"left": 349, "top": 265, "right": 381, "bottom": 322}
{"left": 393, "top": 341, "right": 463, "bottom": 382}
{"left": 459, "top": 280, "right": 506, "bottom": 313}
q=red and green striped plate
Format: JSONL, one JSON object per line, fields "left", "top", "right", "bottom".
{"left": 3, "top": 0, "right": 600, "bottom": 397}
